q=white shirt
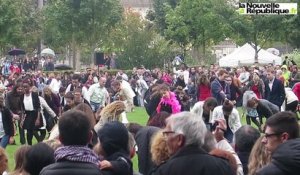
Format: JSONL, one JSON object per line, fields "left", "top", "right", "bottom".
{"left": 49, "top": 78, "right": 60, "bottom": 94}
{"left": 88, "top": 83, "right": 109, "bottom": 105}
{"left": 285, "top": 88, "right": 298, "bottom": 104}
{"left": 0, "top": 112, "right": 5, "bottom": 138}
{"left": 66, "top": 84, "right": 89, "bottom": 102}
{"left": 211, "top": 106, "right": 241, "bottom": 133}
{"left": 24, "top": 93, "right": 34, "bottom": 111}
{"left": 269, "top": 78, "right": 275, "bottom": 91}
{"left": 190, "top": 101, "right": 213, "bottom": 122}
{"left": 121, "top": 80, "right": 136, "bottom": 98}
{"left": 39, "top": 96, "right": 56, "bottom": 129}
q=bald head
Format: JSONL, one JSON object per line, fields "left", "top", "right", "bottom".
{"left": 99, "top": 77, "right": 106, "bottom": 87}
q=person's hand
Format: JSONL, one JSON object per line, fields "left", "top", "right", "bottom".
{"left": 213, "top": 119, "right": 227, "bottom": 142}
{"left": 12, "top": 114, "right": 20, "bottom": 120}
{"left": 99, "top": 160, "right": 112, "bottom": 170}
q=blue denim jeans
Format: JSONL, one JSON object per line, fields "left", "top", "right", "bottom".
{"left": 90, "top": 101, "right": 101, "bottom": 112}
{"left": 0, "top": 135, "right": 10, "bottom": 148}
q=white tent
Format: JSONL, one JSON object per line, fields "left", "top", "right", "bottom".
{"left": 219, "top": 43, "right": 282, "bottom": 67}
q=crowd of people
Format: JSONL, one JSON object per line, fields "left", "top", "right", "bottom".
{"left": 0, "top": 59, "right": 298, "bottom": 175}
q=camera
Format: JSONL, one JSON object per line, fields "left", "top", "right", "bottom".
{"left": 210, "top": 121, "right": 219, "bottom": 132}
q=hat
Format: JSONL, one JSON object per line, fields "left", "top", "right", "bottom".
{"left": 98, "top": 121, "right": 129, "bottom": 157}
{"left": 281, "top": 65, "right": 288, "bottom": 70}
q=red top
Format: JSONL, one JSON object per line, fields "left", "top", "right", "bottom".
{"left": 251, "top": 84, "right": 261, "bottom": 99}
{"left": 9, "top": 65, "right": 21, "bottom": 74}
{"left": 293, "top": 83, "right": 300, "bottom": 100}
{"left": 198, "top": 84, "right": 211, "bottom": 101}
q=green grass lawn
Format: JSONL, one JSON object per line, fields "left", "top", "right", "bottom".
{"left": 5, "top": 107, "right": 252, "bottom": 172}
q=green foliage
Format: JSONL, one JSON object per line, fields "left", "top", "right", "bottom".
{"left": 42, "top": 0, "right": 123, "bottom": 53}
{"left": 0, "top": 0, "right": 41, "bottom": 53}
{"left": 103, "top": 11, "right": 179, "bottom": 69}
{"left": 163, "top": 0, "right": 234, "bottom": 58}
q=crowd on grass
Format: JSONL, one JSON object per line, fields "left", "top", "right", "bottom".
{"left": 0, "top": 57, "right": 298, "bottom": 175}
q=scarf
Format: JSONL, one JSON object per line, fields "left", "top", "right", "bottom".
{"left": 55, "top": 146, "right": 99, "bottom": 165}
{"left": 156, "top": 91, "right": 181, "bottom": 114}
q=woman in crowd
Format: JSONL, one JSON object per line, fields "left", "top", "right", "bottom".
{"left": 5, "top": 82, "right": 24, "bottom": 145}
{"left": 24, "top": 143, "right": 55, "bottom": 175}
{"left": 246, "top": 97, "right": 279, "bottom": 126}
{"left": 246, "top": 72, "right": 265, "bottom": 99}
{"left": 10, "top": 145, "right": 31, "bottom": 175}
{"left": 211, "top": 100, "right": 241, "bottom": 143}
{"left": 156, "top": 85, "right": 181, "bottom": 114}
{"left": 248, "top": 136, "right": 271, "bottom": 175}
{"left": 197, "top": 74, "right": 211, "bottom": 101}
{"left": 43, "top": 86, "right": 61, "bottom": 117}
{"left": 21, "top": 79, "right": 41, "bottom": 145}
{"left": 225, "top": 75, "right": 242, "bottom": 105}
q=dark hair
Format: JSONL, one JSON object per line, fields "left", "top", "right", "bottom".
{"left": 265, "top": 111, "right": 299, "bottom": 139}
{"left": 198, "top": 74, "right": 210, "bottom": 86}
{"left": 222, "top": 99, "right": 233, "bottom": 113}
{"left": 243, "top": 66, "right": 249, "bottom": 72}
{"left": 59, "top": 87, "right": 66, "bottom": 93}
{"left": 72, "top": 74, "right": 81, "bottom": 81}
{"left": 147, "top": 112, "right": 171, "bottom": 128}
{"left": 11, "top": 82, "right": 23, "bottom": 95}
{"left": 64, "top": 91, "right": 74, "bottom": 100}
{"left": 204, "top": 97, "right": 218, "bottom": 108}
{"left": 98, "top": 121, "right": 129, "bottom": 157}
{"left": 24, "top": 143, "right": 54, "bottom": 175}
{"left": 234, "top": 125, "right": 260, "bottom": 152}
{"left": 127, "top": 123, "right": 143, "bottom": 136}
{"left": 59, "top": 110, "right": 92, "bottom": 145}
{"left": 111, "top": 80, "right": 121, "bottom": 87}
{"left": 218, "top": 69, "right": 228, "bottom": 76}
{"left": 247, "top": 98, "right": 259, "bottom": 108}
{"left": 22, "top": 78, "right": 32, "bottom": 86}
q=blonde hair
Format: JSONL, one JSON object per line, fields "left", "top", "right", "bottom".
{"left": 43, "top": 139, "right": 62, "bottom": 151}
{"left": 150, "top": 131, "right": 170, "bottom": 165}
{"left": 248, "top": 136, "right": 271, "bottom": 175}
{"left": 94, "top": 101, "right": 126, "bottom": 131}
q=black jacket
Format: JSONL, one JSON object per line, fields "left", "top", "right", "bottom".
{"left": 264, "top": 78, "right": 285, "bottom": 107}
{"left": 1, "top": 107, "right": 14, "bottom": 136}
{"left": 151, "top": 145, "right": 234, "bottom": 175}
{"left": 21, "top": 92, "right": 41, "bottom": 111}
{"left": 257, "top": 138, "right": 300, "bottom": 175}
{"left": 135, "top": 126, "right": 160, "bottom": 175}
{"left": 40, "top": 161, "right": 102, "bottom": 175}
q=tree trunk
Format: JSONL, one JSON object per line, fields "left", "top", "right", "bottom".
{"left": 75, "top": 45, "right": 81, "bottom": 71}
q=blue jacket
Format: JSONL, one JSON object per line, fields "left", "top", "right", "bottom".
{"left": 211, "top": 78, "right": 231, "bottom": 105}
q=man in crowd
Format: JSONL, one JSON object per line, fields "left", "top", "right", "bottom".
{"left": 88, "top": 77, "right": 109, "bottom": 112}
{"left": 152, "top": 112, "right": 233, "bottom": 175}
{"left": 264, "top": 68, "right": 285, "bottom": 110}
{"left": 40, "top": 110, "right": 101, "bottom": 175}
{"left": 211, "top": 69, "right": 230, "bottom": 105}
{"left": 257, "top": 111, "right": 300, "bottom": 174}
{"left": 234, "top": 125, "right": 260, "bottom": 175}
{"left": 65, "top": 74, "right": 89, "bottom": 102}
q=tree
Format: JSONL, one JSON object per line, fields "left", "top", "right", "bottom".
{"left": 163, "top": 0, "right": 234, "bottom": 59}
{"left": 0, "top": 0, "right": 41, "bottom": 55}
{"left": 103, "top": 10, "right": 179, "bottom": 69}
{"left": 42, "top": 0, "right": 122, "bottom": 69}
